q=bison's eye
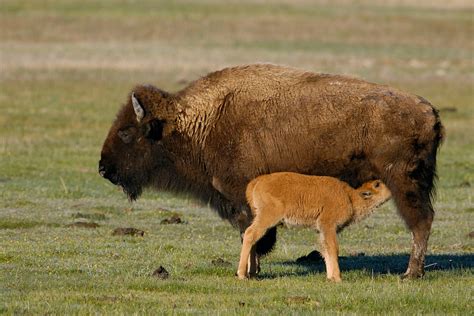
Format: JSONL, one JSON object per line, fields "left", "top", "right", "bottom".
{"left": 118, "top": 127, "right": 136, "bottom": 144}
{"left": 145, "top": 119, "right": 165, "bottom": 141}
{"left": 374, "top": 181, "right": 381, "bottom": 188}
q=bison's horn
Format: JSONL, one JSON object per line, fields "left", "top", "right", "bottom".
{"left": 131, "top": 93, "right": 144, "bottom": 122}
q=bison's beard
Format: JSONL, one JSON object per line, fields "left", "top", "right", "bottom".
{"left": 118, "top": 178, "right": 143, "bottom": 202}
{"left": 122, "top": 185, "right": 142, "bottom": 201}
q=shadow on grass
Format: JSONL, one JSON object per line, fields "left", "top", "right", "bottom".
{"left": 258, "top": 253, "right": 474, "bottom": 278}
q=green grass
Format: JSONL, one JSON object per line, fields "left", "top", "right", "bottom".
{"left": 1, "top": 0, "right": 473, "bottom": 314}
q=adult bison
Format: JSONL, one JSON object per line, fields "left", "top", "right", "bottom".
{"left": 99, "top": 64, "right": 443, "bottom": 278}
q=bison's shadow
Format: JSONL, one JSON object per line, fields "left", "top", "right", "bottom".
{"left": 258, "top": 253, "right": 474, "bottom": 279}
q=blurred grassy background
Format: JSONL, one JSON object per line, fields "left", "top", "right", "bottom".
{"left": 0, "top": 0, "right": 473, "bottom": 314}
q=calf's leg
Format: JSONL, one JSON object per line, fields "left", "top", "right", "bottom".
{"left": 248, "top": 246, "right": 258, "bottom": 277}
{"left": 236, "top": 211, "right": 259, "bottom": 276}
{"left": 237, "top": 212, "right": 280, "bottom": 279}
{"left": 237, "top": 224, "right": 268, "bottom": 279}
{"left": 319, "top": 225, "right": 341, "bottom": 282}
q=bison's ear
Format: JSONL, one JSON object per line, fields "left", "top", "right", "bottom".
{"left": 145, "top": 119, "right": 166, "bottom": 141}
{"left": 132, "top": 93, "right": 145, "bottom": 122}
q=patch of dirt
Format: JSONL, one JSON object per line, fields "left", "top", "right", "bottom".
{"left": 296, "top": 250, "right": 323, "bottom": 263}
{"left": 176, "top": 78, "right": 189, "bottom": 86}
{"left": 72, "top": 212, "right": 107, "bottom": 221}
{"left": 459, "top": 181, "right": 471, "bottom": 188}
{"left": 465, "top": 207, "right": 474, "bottom": 213}
{"left": 152, "top": 266, "right": 169, "bottom": 279}
{"left": 160, "top": 214, "right": 184, "bottom": 224}
{"left": 112, "top": 227, "right": 145, "bottom": 236}
{"left": 66, "top": 221, "right": 99, "bottom": 228}
{"left": 211, "top": 258, "right": 232, "bottom": 267}
{"left": 285, "top": 296, "right": 320, "bottom": 307}
{"left": 468, "top": 231, "right": 474, "bottom": 238}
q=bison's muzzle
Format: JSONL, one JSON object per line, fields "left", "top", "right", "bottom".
{"left": 98, "top": 160, "right": 118, "bottom": 185}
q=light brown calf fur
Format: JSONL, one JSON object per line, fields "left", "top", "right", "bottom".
{"left": 237, "top": 172, "right": 391, "bottom": 281}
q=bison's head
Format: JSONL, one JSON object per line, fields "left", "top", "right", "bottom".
{"left": 99, "top": 85, "right": 175, "bottom": 200}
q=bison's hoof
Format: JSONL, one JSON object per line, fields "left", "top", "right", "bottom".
{"left": 236, "top": 271, "right": 248, "bottom": 280}
{"left": 248, "top": 272, "right": 258, "bottom": 279}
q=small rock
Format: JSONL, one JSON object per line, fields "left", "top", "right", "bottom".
{"left": 238, "top": 301, "right": 246, "bottom": 307}
{"left": 161, "top": 214, "right": 184, "bottom": 224}
{"left": 152, "top": 266, "right": 170, "bottom": 279}
{"left": 286, "top": 296, "right": 310, "bottom": 304}
{"left": 112, "top": 227, "right": 145, "bottom": 236}
{"left": 211, "top": 258, "right": 232, "bottom": 267}
{"left": 72, "top": 212, "right": 106, "bottom": 221}
{"left": 286, "top": 296, "right": 320, "bottom": 307}
{"left": 176, "top": 78, "right": 189, "bottom": 85}
{"left": 66, "top": 221, "right": 99, "bottom": 228}
{"left": 459, "top": 181, "right": 471, "bottom": 188}
{"left": 296, "top": 250, "right": 323, "bottom": 263}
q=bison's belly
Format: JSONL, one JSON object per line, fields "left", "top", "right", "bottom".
{"left": 236, "top": 127, "right": 377, "bottom": 188}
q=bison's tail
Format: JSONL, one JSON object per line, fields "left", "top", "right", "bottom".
{"left": 426, "top": 107, "right": 444, "bottom": 202}
{"left": 413, "top": 105, "right": 445, "bottom": 204}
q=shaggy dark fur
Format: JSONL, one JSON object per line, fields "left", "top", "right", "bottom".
{"left": 99, "top": 64, "right": 444, "bottom": 277}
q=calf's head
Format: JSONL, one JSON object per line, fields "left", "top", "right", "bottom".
{"left": 99, "top": 85, "right": 175, "bottom": 200}
{"left": 358, "top": 180, "right": 392, "bottom": 205}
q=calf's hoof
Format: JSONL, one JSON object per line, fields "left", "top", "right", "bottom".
{"left": 327, "top": 276, "right": 342, "bottom": 283}
{"left": 236, "top": 271, "right": 248, "bottom": 280}
{"left": 401, "top": 268, "right": 425, "bottom": 280}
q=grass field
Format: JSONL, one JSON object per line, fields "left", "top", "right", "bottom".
{"left": 1, "top": 0, "right": 473, "bottom": 314}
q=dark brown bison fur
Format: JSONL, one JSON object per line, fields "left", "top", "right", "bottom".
{"left": 99, "top": 64, "right": 444, "bottom": 278}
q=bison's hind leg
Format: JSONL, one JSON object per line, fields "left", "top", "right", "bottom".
{"left": 388, "top": 158, "right": 438, "bottom": 279}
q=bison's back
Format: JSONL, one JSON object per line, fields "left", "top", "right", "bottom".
{"left": 185, "top": 64, "right": 440, "bottom": 203}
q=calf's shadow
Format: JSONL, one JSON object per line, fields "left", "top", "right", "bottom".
{"left": 257, "top": 253, "right": 474, "bottom": 279}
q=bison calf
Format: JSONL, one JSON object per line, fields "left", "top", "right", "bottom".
{"left": 237, "top": 172, "right": 391, "bottom": 281}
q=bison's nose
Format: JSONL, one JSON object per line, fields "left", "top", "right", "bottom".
{"left": 98, "top": 164, "right": 106, "bottom": 178}
{"left": 98, "top": 160, "right": 119, "bottom": 185}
